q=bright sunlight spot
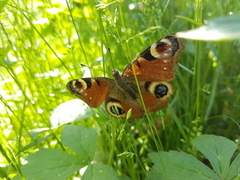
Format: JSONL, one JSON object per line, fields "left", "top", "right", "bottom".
{"left": 50, "top": 99, "right": 92, "bottom": 128}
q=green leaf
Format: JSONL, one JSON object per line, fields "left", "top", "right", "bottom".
{"left": 192, "top": 134, "right": 238, "bottom": 176}
{"left": 17, "top": 133, "right": 54, "bottom": 155}
{"left": 61, "top": 125, "right": 98, "bottom": 163}
{"left": 13, "top": 149, "right": 84, "bottom": 180}
{"left": 0, "top": 0, "right": 9, "bottom": 12}
{"left": 148, "top": 151, "right": 219, "bottom": 180}
{"left": 0, "top": 46, "right": 10, "bottom": 65}
{"left": 146, "top": 169, "right": 163, "bottom": 180}
{"left": 226, "top": 153, "right": 240, "bottom": 180}
{"left": 177, "top": 15, "right": 240, "bottom": 40}
{"left": 0, "top": 166, "right": 9, "bottom": 179}
{"left": 82, "top": 163, "right": 119, "bottom": 180}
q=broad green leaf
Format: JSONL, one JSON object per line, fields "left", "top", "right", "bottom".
{"left": 148, "top": 151, "right": 219, "bottom": 180}
{"left": 226, "top": 153, "right": 240, "bottom": 180}
{"left": 61, "top": 125, "right": 98, "bottom": 163}
{"left": 82, "top": 163, "right": 119, "bottom": 180}
{"left": 192, "top": 135, "right": 237, "bottom": 176}
{"left": 17, "top": 134, "right": 54, "bottom": 154}
{"left": 146, "top": 169, "right": 163, "bottom": 180}
{"left": 13, "top": 149, "right": 84, "bottom": 180}
{"left": 177, "top": 15, "right": 240, "bottom": 40}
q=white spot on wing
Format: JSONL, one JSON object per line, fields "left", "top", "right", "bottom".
{"left": 150, "top": 38, "right": 173, "bottom": 58}
{"left": 160, "top": 38, "right": 171, "bottom": 45}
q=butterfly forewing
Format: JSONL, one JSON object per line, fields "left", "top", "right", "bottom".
{"left": 122, "top": 34, "right": 185, "bottom": 81}
{"left": 67, "top": 78, "right": 113, "bottom": 108}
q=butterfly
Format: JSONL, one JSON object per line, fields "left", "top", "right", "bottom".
{"left": 67, "top": 34, "right": 185, "bottom": 120}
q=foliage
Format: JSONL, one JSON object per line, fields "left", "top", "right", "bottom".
{"left": 12, "top": 125, "right": 118, "bottom": 180}
{"left": 0, "top": 0, "right": 240, "bottom": 179}
{"left": 148, "top": 135, "right": 240, "bottom": 180}
{"left": 12, "top": 127, "right": 240, "bottom": 180}
{"left": 11, "top": 125, "right": 240, "bottom": 180}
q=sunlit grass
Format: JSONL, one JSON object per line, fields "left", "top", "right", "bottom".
{"left": 0, "top": 0, "right": 239, "bottom": 179}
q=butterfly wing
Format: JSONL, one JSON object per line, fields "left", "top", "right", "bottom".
{"left": 67, "top": 77, "right": 113, "bottom": 108}
{"left": 67, "top": 77, "right": 144, "bottom": 119}
{"left": 140, "top": 81, "right": 174, "bottom": 113}
{"left": 122, "top": 34, "right": 185, "bottom": 81}
{"left": 119, "top": 34, "right": 184, "bottom": 118}
{"left": 103, "top": 78, "right": 145, "bottom": 119}
{"left": 102, "top": 79, "right": 175, "bottom": 119}
{"left": 105, "top": 96, "right": 145, "bottom": 119}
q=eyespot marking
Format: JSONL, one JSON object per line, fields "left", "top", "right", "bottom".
{"left": 105, "top": 98, "right": 126, "bottom": 118}
{"left": 145, "top": 82, "right": 172, "bottom": 98}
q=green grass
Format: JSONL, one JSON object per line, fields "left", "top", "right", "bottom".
{"left": 0, "top": 0, "right": 240, "bottom": 179}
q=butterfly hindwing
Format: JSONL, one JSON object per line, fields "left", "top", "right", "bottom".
{"left": 140, "top": 81, "right": 174, "bottom": 113}
{"left": 103, "top": 80, "right": 174, "bottom": 119}
{"left": 103, "top": 78, "right": 145, "bottom": 119}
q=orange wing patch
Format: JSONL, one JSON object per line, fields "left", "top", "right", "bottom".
{"left": 67, "top": 78, "right": 112, "bottom": 107}
{"left": 122, "top": 34, "right": 184, "bottom": 81}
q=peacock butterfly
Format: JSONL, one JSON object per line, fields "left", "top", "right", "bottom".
{"left": 67, "top": 34, "right": 185, "bottom": 119}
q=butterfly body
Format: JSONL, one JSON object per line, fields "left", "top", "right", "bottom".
{"left": 67, "top": 34, "right": 184, "bottom": 119}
